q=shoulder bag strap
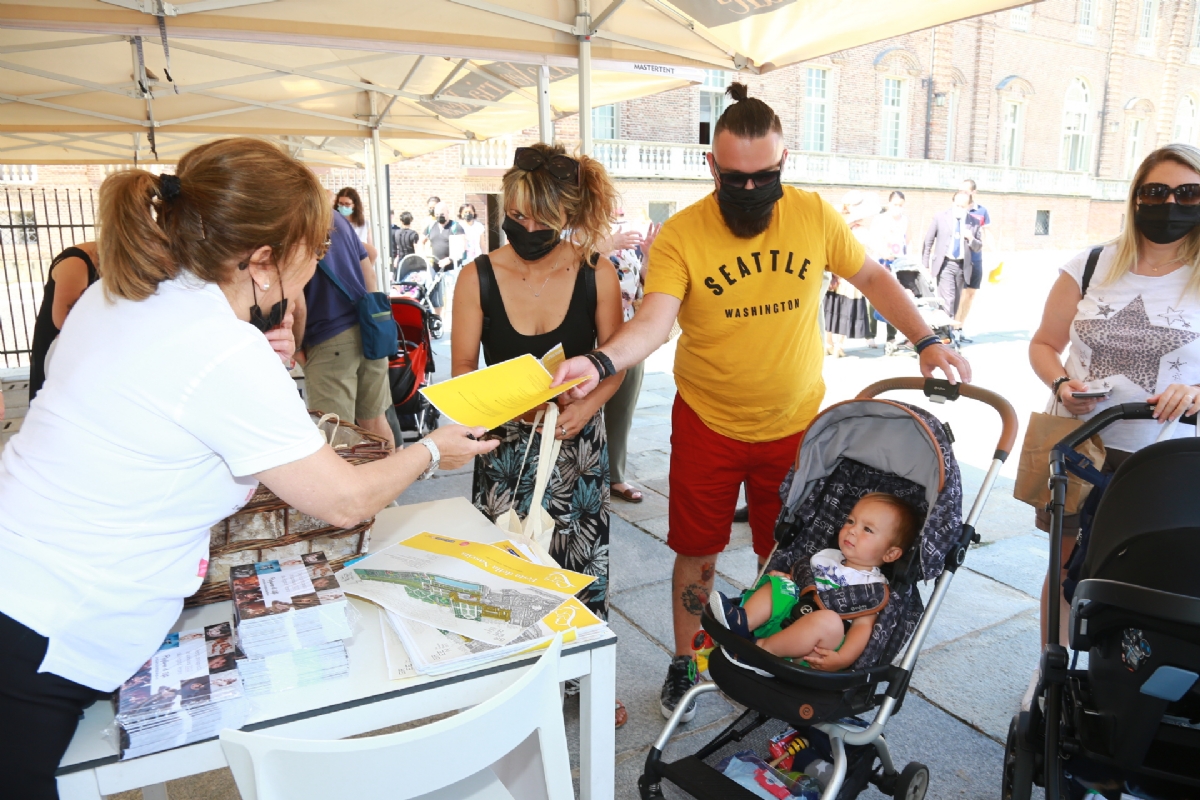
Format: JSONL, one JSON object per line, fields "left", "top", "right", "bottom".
{"left": 475, "top": 255, "right": 494, "bottom": 339}
{"left": 317, "top": 258, "right": 359, "bottom": 304}
{"left": 1080, "top": 245, "right": 1104, "bottom": 298}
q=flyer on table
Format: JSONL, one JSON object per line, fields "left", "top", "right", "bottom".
{"left": 337, "top": 533, "right": 594, "bottom": 646}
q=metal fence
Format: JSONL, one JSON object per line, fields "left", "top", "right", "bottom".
{"left": 0, "top": 186, "right": 96, "bottom": 368}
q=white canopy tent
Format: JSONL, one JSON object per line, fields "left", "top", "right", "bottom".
{"left": 0, "top": 0, "right": 1028, "bottom": 270}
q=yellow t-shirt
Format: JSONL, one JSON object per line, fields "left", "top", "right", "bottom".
{"left": 645, "top": 187, "right": 865, "bottom": 442}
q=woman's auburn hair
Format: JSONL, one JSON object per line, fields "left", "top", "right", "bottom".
{"left": 500, "top": 142, "right": 618, "bottom": 259}
{"left": 1108, "top": 143, "right": 1200, "bottom": 295}
{"left": 335, "top": 186, "right": 366, "bottom": 229}
{"left": 98, "top": 137, "right": 331, "bottom": 302}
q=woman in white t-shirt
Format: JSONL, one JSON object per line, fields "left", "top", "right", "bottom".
{"left": 335, "top": 186, "right": 378, "bottom": 265}
{"left": 0, "top": 139, "right": 496, "bottom": 796}
{"left": 458, "top": 203, "right": 487, "bottom": 265}
{"left": 1030, "top": 143, "right": 1200, "bottom": 641}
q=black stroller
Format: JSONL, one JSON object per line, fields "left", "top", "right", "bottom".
{"left": 1003, "top": 404, "right": 1200, "bottom": 800}
{"left": 640, "top": 378, "right": 1018, "bottom": 800}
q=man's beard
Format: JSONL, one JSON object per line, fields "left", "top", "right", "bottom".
{"left": 720, "top": 206, "right": 775, "bottom": 239}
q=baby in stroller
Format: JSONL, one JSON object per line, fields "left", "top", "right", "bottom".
{"left": 710, "top": 493, "right": 920, "bottom": 672}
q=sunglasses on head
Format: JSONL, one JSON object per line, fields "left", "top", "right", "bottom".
{"left": 711, "top": 155, "right": 785, "bottom": 190}
{"left": 1136, "top": 183, "right": 1200, "bottom": 205}
{"left": 513, "top": 147, "right": 581, "bottom": 185}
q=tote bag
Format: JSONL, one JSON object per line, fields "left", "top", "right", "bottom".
{"left": 494, "top": 405, "right": 562, "bottom": 566}
{"left": 1013, "top": 398, "right": 1105, "bottom": 515}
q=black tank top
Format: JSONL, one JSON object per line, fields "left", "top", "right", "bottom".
{"left": 474, "top": 254, "right": 597, "bottom": 366}
{"left": 29, "top": 246, "right": 99, "bottom": 400}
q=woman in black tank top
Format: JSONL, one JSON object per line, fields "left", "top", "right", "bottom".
{"left": 451, "top": 144, "right": 625, "bottom": 667}
{"left": 29, "top": 243, "right": 100, "bottom": 400}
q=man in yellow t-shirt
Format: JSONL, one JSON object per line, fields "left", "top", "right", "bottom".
{"left": 554, "top": 84, "right": 970, "bottom": 723}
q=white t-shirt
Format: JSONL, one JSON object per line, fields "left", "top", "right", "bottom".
{"left": 0, "top": 275, "right": 325, "bottom": 691}
{"left": 1055, "top": 244, "right": 1200, "bottom": 453}
{"left": 351, "top": 221, "right": 370, "bottom": 244}
{"left": 461, "top": 219, "right": 486, "bottom": 262}
{"left": 810, "top": 548, "right": 886, "bottom": 590}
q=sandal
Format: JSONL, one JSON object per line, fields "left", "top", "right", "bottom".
{"left": 611, "top": 483, "right": 644, "bottom": 503}
{"left": 616, "top": 699, "right": 628, "bottom": 728}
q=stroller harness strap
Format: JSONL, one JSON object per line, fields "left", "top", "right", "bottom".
{"left": 790, "top": 561, "right": 890, "bottom": 622}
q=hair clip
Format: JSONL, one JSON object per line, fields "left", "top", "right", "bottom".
{"left": 159, "top": 173, "right": 182, "bottom": 201}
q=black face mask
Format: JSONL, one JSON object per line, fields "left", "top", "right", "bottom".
{"left": 437, "top": 214, "right": 447, "bottom": 225}
{"left": 717, "top": 179, "right": 784, "bottom": 238}
{"left": 249, "top": 282, "right": 288, "bottom": 333}
{"left": 1135, "top": 203, "right": 1200, "bottom": 245}
{"left": 503, "top": 216, "right": 560, "bottom": 261}
{"left": 464, "top": 213, "right": 476, "bottom": 222}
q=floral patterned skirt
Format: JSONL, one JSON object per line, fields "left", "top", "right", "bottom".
{"left": 472, "top": 410, "right": 610, "bottom": 618}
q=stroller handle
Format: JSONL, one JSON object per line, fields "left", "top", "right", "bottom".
{"left": 857, "top": 378, "right": 1019, "bottom": 460}
{"left": 1055, "top": 401, "right": 1197, "bottom": 451}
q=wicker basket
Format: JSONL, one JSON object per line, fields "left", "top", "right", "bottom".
{"left": 186, "top": 412, "right": 390, "bottom": 607}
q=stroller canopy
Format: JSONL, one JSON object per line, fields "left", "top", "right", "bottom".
{"left": 1083, "top": 436, "right": 1200, "bottom": 599}
{"left": 782, "top": 399, "right": 960, "bottom": 583}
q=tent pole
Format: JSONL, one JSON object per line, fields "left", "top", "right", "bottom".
{"left": 576, "top": 0, "right": 592, "bottom": 155}
{"left": 537, "top": 65, "right": 553, "bottom": 144}
{"left": 366, "top": 92, "right": 388, "bottom": 290}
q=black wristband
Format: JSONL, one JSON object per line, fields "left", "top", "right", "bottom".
{"left": 1051, "top": 375, "right": 1070, "bottom": 399}
{"left": 587, "top": 349, "right": 616, "bottom": 381}
{"left": 914, "top": 335, "right": 941, "bottom": 354}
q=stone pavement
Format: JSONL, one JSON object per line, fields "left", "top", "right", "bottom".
{"left": 108, "top": 249, "right": 1073, "bottom": 799}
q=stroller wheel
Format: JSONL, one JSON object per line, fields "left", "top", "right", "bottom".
{"left": 1001, "top": 714, "right": 1034, "bottom": 800}
{"left": 894, "top": 762, "right": 929, "bottom": 800}
{"left": 430, "top": 315, "right": 444, "bottom": 339}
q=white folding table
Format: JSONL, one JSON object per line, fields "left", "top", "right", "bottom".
{"left": 56, "top": 497, "right": 617, "bottom": 800}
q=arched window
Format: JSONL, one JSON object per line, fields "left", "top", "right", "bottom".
{"left": 1174, "top": 96, "right": 1197, "bottom": 144}
{"left": 1061, "top": 78, "right": 1092, "bottom": 172}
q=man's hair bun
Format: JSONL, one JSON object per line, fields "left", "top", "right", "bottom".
{"left": 725, "top": 82, "right": 750, "bottom": 103}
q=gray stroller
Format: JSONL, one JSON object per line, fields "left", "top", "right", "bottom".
{"left": 640, "top": 378, "right": 1017, "bottom": 800}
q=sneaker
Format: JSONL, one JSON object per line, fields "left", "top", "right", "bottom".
{"left": 732, "top": 505, "right": 749, "bottom": 523}
{"left": 708, "top": 591, "right": 752, "bottom": 639}
{"left": 660, "top": 655, "right": 698, "bottom": 722}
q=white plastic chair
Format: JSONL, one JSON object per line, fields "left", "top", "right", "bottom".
{"left": 220, "top": 634, "right": 573, "bottom": 800}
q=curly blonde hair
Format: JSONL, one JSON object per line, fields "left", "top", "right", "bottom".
{"left": 501, "top": 142, "right": 618, "bottom": 259}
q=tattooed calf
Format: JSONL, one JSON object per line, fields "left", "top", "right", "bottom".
{"left": 680, "top": 584, "right": 710, "bottom": 615}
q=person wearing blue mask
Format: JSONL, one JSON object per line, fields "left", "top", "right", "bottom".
{"left": 334, "top": 187, "right": 378, "bottom": 266}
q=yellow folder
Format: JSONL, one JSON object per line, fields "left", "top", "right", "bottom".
{"left": 419, "top": 353, "right": 585, "bottom": 430}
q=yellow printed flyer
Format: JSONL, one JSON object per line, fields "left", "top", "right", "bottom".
{"left": 336, "top": 533, "right": 594, "bottom": 646}
{"left": 418, "top": 353, "right": 585, "bottom": 430}
{"left": 385, "top": 596, "right": 605, "bottom": 676}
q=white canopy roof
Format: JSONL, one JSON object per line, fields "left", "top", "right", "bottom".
{"left": 0, "top": 0, "right": 1029, "bottom": 165}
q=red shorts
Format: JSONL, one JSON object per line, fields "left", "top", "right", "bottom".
{"left": 668, "top": 394, "right": 805, "bottom": 559}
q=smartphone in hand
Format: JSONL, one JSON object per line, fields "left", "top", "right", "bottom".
{"left": 1071, "top": 390, "right": 1111, "bottom": 399}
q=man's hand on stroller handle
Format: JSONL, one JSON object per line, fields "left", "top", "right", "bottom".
{"left": 920, "top": 342, "right": 972, "bottom": 385}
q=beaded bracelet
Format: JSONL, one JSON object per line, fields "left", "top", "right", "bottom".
{"left": 913, "top": 335, "right": 941, "bottom": 354}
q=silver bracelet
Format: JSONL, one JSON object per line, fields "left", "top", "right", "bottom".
{"left": 417, "top": 438, "right": 440, "bottom": 480}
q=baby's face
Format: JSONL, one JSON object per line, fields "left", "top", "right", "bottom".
{"left": 837, "top": 498, "right": 904, "bottom": 568}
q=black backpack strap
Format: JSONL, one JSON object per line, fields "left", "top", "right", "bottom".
{"left": 1080, "top": 245, "right": 1104, "bottom": 298}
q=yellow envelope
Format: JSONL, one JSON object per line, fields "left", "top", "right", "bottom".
{"left": 420, "top": 353, "right": 585, "bottom": 430}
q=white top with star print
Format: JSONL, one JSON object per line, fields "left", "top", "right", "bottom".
{"left": 1053, "top": 244, "right": 1200, "bottom": 452}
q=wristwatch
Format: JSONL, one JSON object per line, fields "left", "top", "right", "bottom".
{"left": 417, "top": 438, "right": 440, "bottom": 480}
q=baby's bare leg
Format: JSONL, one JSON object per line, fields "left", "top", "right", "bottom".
{"left": 740, "top": 583, "right": 775, "bottom": 631}
{"left": 758, "top": 610, "right": 845, "bottom": 659}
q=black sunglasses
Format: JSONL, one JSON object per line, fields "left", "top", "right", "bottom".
{"left": 513, "top": 147, "right": 581, "bottom": 185}
{"left": 1136, "top": 183, "right": 1200, "bottom": 206}
{"left": 711, "top": 155, "right": 785, "bottom": 190}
